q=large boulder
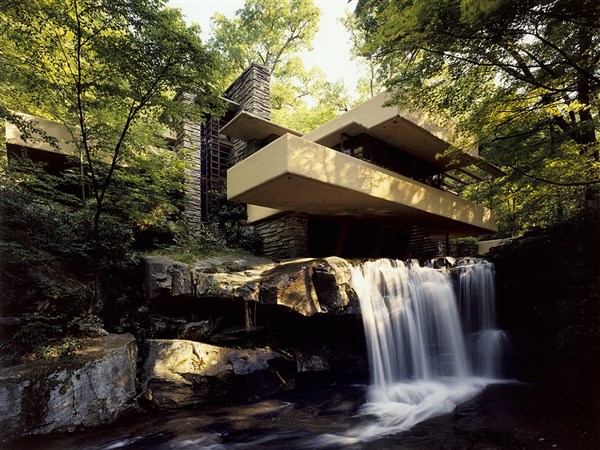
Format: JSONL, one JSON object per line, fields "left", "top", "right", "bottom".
{"left": 311, "top": 257, "right": 359, "bottom": 314}
{"left": 140, "top": 339, "right": 283, "bottom": 408}
{"left": 143, "top": 256, "right": 193, "bottom": 300}
{"left": 258, "top": 257, "right": 359, "bottom": 316}
{"left": 0, "top": 333, "right": 137, "bottom": 438}
{"left": 192, "top": 254, "right": 275, "bottom": 298}
{"left": 141, "top": 254, "right": 360, "bottom": 317}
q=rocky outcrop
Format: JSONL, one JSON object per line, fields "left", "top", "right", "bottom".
{"left": 258, "top": 257, "right": 359, "bottom": 316}
{"left": 142, "top": 254, "right": 360, "bottom": 317}
{"left": 143, "top": 256, "right": 193, "bottom": 300}
{"left": 0, "top": 333, "right": 137, "bottom": 438}
{"left": 192, "top": 254, "right": 275, "bottom": 298}
{"left": 140, "top": 339, "right": 283, "bottom": 408}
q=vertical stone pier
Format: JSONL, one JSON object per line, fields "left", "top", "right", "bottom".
{"left": 224, "top": 64, "right": 308, "bottom": 259}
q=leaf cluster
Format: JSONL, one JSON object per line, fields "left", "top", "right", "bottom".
{"left": 355, "top": 0, "right": 600, "bottom": 233}
{"left": 210, "top": 0, "right": 351, "bottom": 132}
{"left": 210, "top": 0, "right": 320, "bottom": 80}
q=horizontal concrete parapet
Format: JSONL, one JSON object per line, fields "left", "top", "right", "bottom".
{"left": 227, "top": 134, "right": 497, "bottom": 236}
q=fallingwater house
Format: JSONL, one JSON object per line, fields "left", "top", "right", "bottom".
{"left": 5, "top": 64, "right": 503, "bottom": 259}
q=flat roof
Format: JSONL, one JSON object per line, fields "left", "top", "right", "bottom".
{"left": 220, "top": 111, "right": 302, "bottom": 142}
{"left": 305, "top": 92, "right": 479, "bottom": 165}
{"left": 5, "top": 113, "right": 78, "bottom": 156}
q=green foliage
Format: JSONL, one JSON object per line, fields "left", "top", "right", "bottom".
{"left": 271, "top": 64, "right": 351, "bottom": 133}
{"left": 210, "top": 0, "right": 320, "bottom": 81}
{"left": 0, "top": 313, "right": 65, "bottom": 362}
{"left": 34, "top": 337, "right": 83, "bottom": 361}
{"left": 151, "top": 219, "right": 228, "bottom": 265}
{"left": 355, "top": 0, "right": 600, "bottom": 234}
{"left": 1, "top": 0, "right": 223, "bottom": 310}
{"left": 339, "top": 10, "right": 384, "bottom": 104}
{"left": 210, "top": 0, "right": 350, "bottom": 132}
{"left": 212, "top": 190, "right": 263, "bottom": 254}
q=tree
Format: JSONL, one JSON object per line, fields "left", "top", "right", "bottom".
{"left": 1, "top": 0, "right": 222, "bottom": 310}
{"left": 210, "top": 0, "right": 320, "bottom": 82}
{"left": 339, "top": 10, "right": 384, "bottom": 103}
{"left": 210, "top": 0, "right": 350, "bottom": 131}
{"left": 270, "top": 61, "right": 350, "bottom": 133}
{"left": 355, "top": 0, "right": 600, "bottom": 233}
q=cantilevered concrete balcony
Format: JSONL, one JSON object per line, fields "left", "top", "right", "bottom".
{"left": 227, "top": 134, "right": 497, "bottom": 237}
{"left": 5, "top": 113, "right": 79, "bottom": 156}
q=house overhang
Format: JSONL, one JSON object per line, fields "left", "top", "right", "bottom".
{"left": 304, "top": 92, "right": 475, "bottom": 166}
{"left": 5, "top": 113, "right": 78, "bottom": 156}
{"left": 227, "top": 134, "right": 497, "bottom": 237}
{"left": 220, "top": 110, "right": 302, "bottom": 142}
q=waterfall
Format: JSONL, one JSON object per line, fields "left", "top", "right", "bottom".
{"left": 454, "top": 258, "right": 507, "bottom": 377}
{"left": 353, "top": 259, "right": 471, "bottom": 386}
{"left": 320, "top": 258, "right": 505, "bottom": 443}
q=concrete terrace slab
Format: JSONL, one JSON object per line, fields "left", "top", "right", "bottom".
{"left": 227, "top": 134, "right": 497, "bottom": 236}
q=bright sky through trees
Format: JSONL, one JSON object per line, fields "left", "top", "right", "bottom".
{"left": 169, "top": 0, "right": 361, "bottom": 98}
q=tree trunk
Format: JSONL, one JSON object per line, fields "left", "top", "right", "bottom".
{"left": 90, "top": 205, "right": 102, "bottom": 314}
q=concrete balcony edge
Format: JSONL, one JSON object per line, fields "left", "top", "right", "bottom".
{"left": 227, "top": 134, "right": 497, "bottom": 236}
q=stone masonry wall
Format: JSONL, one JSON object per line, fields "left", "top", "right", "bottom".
{"left": 177, "top": 117, "right": 202, "bottom": 226}
{"left": 256, "top": 212, "right": 309, "bottom": 259}
{"left": 224, "top": 64, "right": 310, "bottom": 260}
{"left": 224, "top": 63, "right": 271, "bottom": 165}
{"left": 176, "top": 93, "right": 203, "bottom": 227}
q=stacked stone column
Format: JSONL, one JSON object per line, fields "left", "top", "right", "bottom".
{"left": 224, "top": 64, "right": 309, "bottom": 259}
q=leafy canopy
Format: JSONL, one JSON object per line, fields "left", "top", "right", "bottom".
{"left": 210, "top": 0, "right": 350, "bottom": 132}
{"left": 210, "top": 0, "right": 320, "bottom": 80}
{"left": 1, "top": 0, "right": 223, "bottom": 308}
{"left": 355, "top": 0, "right": 600, "bottom": 233}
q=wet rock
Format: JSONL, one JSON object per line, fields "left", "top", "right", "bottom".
{"left": 0, "top": 334, "right": 137, "bottom": 438}
{"left": 140, "top": 339, "right": 282, "bottom": 408}
{"left": 143, "top": 256, "right": 192, "bottom": 300}
{"left": 178, "top": 320, "right": 217, "bottom": 341}
{"left": 296, "top": 351, "right": 330, "bottom": 373}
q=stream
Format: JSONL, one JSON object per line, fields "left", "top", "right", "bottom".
{"left": 10, "top": 379, "right": 597, "bottom": 449}
{"left": 7, "top": 258, "right": 599, "bottom": 449}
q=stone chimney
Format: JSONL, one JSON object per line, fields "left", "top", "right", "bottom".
{"left": 223, "top": 63, "right": 271, "bottom": 165}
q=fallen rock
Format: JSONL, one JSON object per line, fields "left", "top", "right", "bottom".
{"left": 141, "top": 339, "right": 282, "bottom": 408}
{"left": 0, "top": 333, "right": 137, "bottom": 438}
{"left": 259, "top": 262, "right": 321, "bottom": 316}
{"left": 311, "top": 257, "right": 359, "bottom": 313}
{"left": 258, "top": 257, "right": 359, "bottom": 316}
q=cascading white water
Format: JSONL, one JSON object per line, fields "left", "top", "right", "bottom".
{"left": 354, "top": 259, "right": 471, "bottom": 385}
{"left": 454, "top": 258, "right": 507, "bottom": 377}
{"left": 319, "top": 258, "right": 504, "bottom": 445}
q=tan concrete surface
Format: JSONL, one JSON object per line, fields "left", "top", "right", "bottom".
{"left": 304, "top": 92, "right": 479, "bottom": 166}
{"left": 228, "top": 134, "right": 497, "bottom": 236}
{"left": 6, "top": 113, "right": 78, "bottom": 155}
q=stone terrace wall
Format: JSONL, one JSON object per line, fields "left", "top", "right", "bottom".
{"left": 223, "top": 64, "right": 310, "bottom": 260}
{"left": 256, "top": 212, "right": 309, "bottom": 259}
{"left": 224, "top": 63, "right": 271, "bottom": 165}
{"left": 178, "top": 118, "right": 203, "bottom": 227}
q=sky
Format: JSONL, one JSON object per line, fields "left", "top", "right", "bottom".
{"left": 168, "top": 0, "right": 361, "bottom": 97}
